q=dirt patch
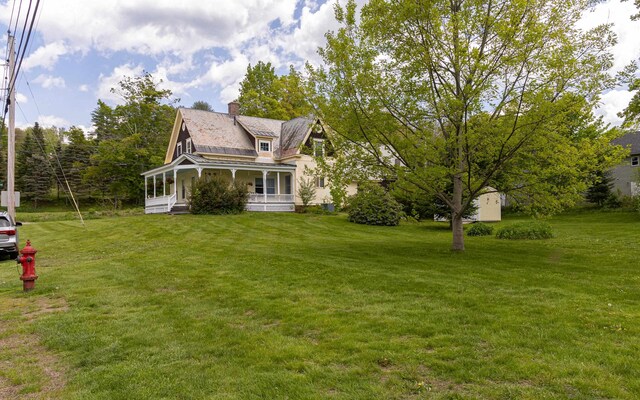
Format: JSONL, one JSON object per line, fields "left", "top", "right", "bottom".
{"left": 0, "top": 296, "right": 68, "bottom": 399}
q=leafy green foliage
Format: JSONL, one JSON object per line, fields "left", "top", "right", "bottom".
{"left": 309, "top": 0, "right": 621, "bottom": 250}
{"left": 296, "top": 177, "right": 317, "bottom": 208}
{"left": 467, "top": 223, "right": 494, "bottom": 237}
{"left": 496, "top": 221, "right": 553, "bottom": 240}
{"left": 238, "top": 62, "right": 311, "bottom": 120}
{"left": 188, "top": 177, "right": 248, "bottom": 215}
{"left": 618, "top": 60, "right": 640, "bottom": 129}
{"left": 348, "top": 183, "right": 403, "bottom": 226}
{"left": 191, "top": 101, "right": 213, "bottom": 112}
{"left": 87, "top": 72, "right": 176, "bottom": 204}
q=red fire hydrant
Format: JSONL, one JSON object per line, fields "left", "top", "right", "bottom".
{"left": 17, "top": 240, "right": 38, "bottom": 292}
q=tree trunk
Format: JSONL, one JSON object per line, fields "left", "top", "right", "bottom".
{"left": 451, "top": 172, "right": 465, "bottom": 251}
{"left": 451, "top": 212, "right": 464, "bottom": 251}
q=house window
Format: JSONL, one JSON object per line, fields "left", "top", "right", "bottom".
{"left": 259, "top": 140, "right": 271, "bottom": 152}
{"left": 285, "top": 175, "right": 292, "bottom": 194}
{"left": 176, "top": 142, "right": 183, "bottom": 157}
{"left": 632, "top": 156, "right": 639, "bottom": 167}
{"left": 313, "top": 139, "right": 324, "bottom": 157}
{"left": 186, "top": 138, "right": 192, "bottom": 154}
{"left": 181, "top": 179, "right": 186, "bottom": 199}
{"left": 255, "top": 178, "right": 276, "bottom": 194}
{"left": 316, "top": 177, "right": 325, "bottom": 188}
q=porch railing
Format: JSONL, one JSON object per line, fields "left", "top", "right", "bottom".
{"left": 248, "top": 193, "right": 294, "bottom": 203}
{"left": 168, "top": 193, "right": 177, "bottom": 211}
{"left": 145, "top": 193, "right": 178, "bottom": 213}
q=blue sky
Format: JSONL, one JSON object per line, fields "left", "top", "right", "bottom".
{"left": 0, "top": 0, "right": 638, "bottom": 133}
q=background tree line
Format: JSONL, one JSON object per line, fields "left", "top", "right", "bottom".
{"left": 7, "top": 72, "right": 177, "bottom": 208}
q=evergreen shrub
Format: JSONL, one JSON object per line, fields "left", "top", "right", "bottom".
{"left": 189, "top": 177, "right": 248, "bottom": 215}
{"left": 495, "top": 221, "right": 553, "bottom": 240}
{"left": 348, "top": 184, "right": 403, "bottom": 226}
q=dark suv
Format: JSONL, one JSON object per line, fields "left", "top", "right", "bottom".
{"left": 0, "top": 212, "right": 21, "bottom": 259}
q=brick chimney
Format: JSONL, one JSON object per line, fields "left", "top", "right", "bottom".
{"left": 228, "top": 101, "right": 240, "bottom": 116}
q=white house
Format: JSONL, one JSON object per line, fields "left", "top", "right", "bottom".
{"left": 142, "top": 102, "right": 357, "bottom": 213}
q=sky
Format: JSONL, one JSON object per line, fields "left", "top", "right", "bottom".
{"left": 0, "top": 0, "right": 637, "bottom": 133}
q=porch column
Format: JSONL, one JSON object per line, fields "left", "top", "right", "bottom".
{"left": 231, "top": 169, "right": 236, "bottom": 182}
{"left": 173, "top": 169, "right": 177, "bottom": 197}
{"left": 144, "top": 176, "right": 148, "bottom": 198}
{"left": 153, "top": 174, "right": 157, "bottom": 198}
{"left": 163, "top": 172, "right": 166, "bottom": 196}
{"left": 262, "top": 170, "right": 268, "bottom": 204}
{"left": 277, "top": 172, "right": 280, "bottom": 195}
{"left": 197, "top": 167, "right": 202, "bottom": 178}
{"left": 292, "top": 172, "right": 296, "bottom": 201}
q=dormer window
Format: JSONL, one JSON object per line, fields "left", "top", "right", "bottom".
{"left": 186, "top": 138, "right": 192, "bottom": 154}
{"left": 313, "top": 139, "right": 325, "bottom": 157}
{"left": 176, "top": 142, "right": 183, "bottom": 157}
{"left": 259, "top": 140, "right": 271, "bottom": 153}
{"left": 632, "top": 156, "right": 639, "bottom": 167}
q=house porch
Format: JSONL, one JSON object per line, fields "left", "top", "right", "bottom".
{"left": 142, "top": 154, "right": 297, "bottom": 214}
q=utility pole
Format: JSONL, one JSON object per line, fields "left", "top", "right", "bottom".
{"left": 7, "top": 34, "right": 15, "bottom": 220}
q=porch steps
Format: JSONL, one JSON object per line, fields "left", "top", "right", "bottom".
{"left": 169, "top": 205, "right": 190, "bottom": 215}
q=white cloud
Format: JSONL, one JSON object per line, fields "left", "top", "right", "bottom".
{"left": 16, "top": 0, "right": 298, "bottom": 58}
{"left": 279, "top": 1, "right": 341, "bottom": 66}
{"left": 79, "top": 84, "right": 89, "bottom": 92}
{"left": 37, "top": 114, "right": 71, "bottom": 128}
{"left": 23, "top": 41, "right": 69, "bottom": 70}
{"left": 33, "top": 74, "right": 66, "bottom": 89}
{"left": 596, "top": 89, "right": 634, "bottom": 126}
{"left": 15, "top": 93, "right": 28, "bottom": 104}
{"left": 96, "top": 64, "right": 145, "bottom": 104}
{"left": 579, "top": 0, "right": 640, "bottom": 72}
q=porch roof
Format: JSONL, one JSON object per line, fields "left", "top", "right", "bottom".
{"left": 142, "top": 153, "right": 297, "bottom": 177}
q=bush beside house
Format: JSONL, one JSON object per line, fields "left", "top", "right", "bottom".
{"left": 188, "top": 177, "right": 248, "bottom": 214}
{"left": 348, "top": 184, "right": 403, "bottom": 226}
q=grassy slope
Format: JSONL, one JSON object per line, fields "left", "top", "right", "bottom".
{"left": 1, "top": 211, "right": 639, "bottom": 399}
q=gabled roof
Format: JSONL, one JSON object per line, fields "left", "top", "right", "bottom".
{"left": 612, "top": 131, "right": 640, "bottom": 155}
{"left": 280, "top": 116, "right": 316, "bottom": 158}
{"left": 235, "top": 115, "right": 279, "bottom": 138}
{"left": 164, "top": 108, "right": 319, "bottom": 163}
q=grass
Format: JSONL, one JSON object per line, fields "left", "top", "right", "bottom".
{"left": 1, "top": 210, "right": 639, "bottom": 399}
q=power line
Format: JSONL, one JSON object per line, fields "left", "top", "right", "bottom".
{"left": 9, "top": 0, "right": 41, "bottom": 99}
{"left": 10, "top": 0, "right": 24, "bottom": 47}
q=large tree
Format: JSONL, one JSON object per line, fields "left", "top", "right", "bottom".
{"left": 238, "top": 62, "right": 311, "bottom": 119}
{"left": 310, "top": 0, "right": 623, "bottom": 250}
{"left": 87, "top": 72, "right": 176, "bottom": 204}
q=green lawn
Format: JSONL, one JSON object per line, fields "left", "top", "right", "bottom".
{"left": 1, "top": 210, "right": 639, "bottom": 399}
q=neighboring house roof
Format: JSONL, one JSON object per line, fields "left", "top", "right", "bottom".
{"left": 612, "top": 131, "right": 640, "bottom": 155}
{"left": 166, "top": 107, "right": 318, "bottom": 163}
